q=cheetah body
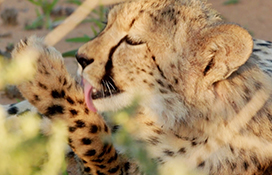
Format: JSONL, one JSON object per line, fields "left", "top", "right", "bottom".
{"left": 3, "top": 0, "right": 272, "bottom": 174}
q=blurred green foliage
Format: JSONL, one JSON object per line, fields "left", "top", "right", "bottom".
{"left": 223, "top": 0, "right": 240, "bottom": 5}
{"left": 25, "top": 0, "right": 59, "bottom": 30}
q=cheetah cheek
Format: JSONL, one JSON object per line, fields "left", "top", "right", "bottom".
{"left": 83, "top": 79, "right": 97, "bottom": 112}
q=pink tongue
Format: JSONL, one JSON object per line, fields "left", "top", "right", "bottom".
{"left": 83, "top": 79, "right": 97, "bottom": 112}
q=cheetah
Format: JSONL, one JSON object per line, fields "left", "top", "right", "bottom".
{"left": 2, "top": 0, "right": 272, "bottom": 174}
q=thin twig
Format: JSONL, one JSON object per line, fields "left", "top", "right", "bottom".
{"left": 44, "top": 0, "right": 124, "bottom": 46}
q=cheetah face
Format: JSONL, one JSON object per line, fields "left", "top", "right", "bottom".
{"left": 76, "top": 1, "right": 177, "bottom": 112}
{"left": 76, "top": 0, "right": 253, "bottom": 119}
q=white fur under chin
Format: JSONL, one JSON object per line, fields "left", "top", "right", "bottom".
{"left": 93, "top": 92, "right": 135, "bottom": 112}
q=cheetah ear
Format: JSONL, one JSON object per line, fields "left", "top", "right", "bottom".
{"left": 201, "top": 24, "right": 253, "bottom": 86}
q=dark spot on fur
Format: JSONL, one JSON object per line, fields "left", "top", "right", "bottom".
{"left": 90, "top": 124, "right": 99, "bottom": 133}
{"left": 85, "top": 108, "right": 89, "bottom": 114}
{"left": 124, "top": 162, "right": 130, "bottom": 171}
{"left": 204, "top": 58, "right": 214, "bottom": 76}
{"left": 68, "top": 137, "right": 72, "bottom": 143}
{"left": 254, "top": 82, "right": 262, "bottom": 90}
{"left": 129, "top": 18, "right": 136, "bottom": 28}
{"left": 164, "top": 149, "right": 174, "bottom": 157}
{"left": 92, "top": 158, "right": 104, "bottom": 163}
{"left": 38, "top": 82, "right": 47, "bottom": 89}
{"left": 96, "top": 170, "right": 105, "bottom": 175}
{"left": 63, "top": 78, "right": 67, "bottom": 86}
{"left": 108, "top": 165, "right": 119, "bottom": 173}
{"left": 178, "top": 147, "right": 186, "bottom": 154}
{"left": 153, "top": 128, "right": 164, "bottom": 135}
{"left": 45, "top": 105, "right": 64, "bottom": 116}
{"left": 157, "top": 65, "right": 166, "bottom": 79}
{"left": 168, "top": 84, "right": 174, "bottom": 92}
{"left": 230, "top": 145, "right": 234, "bottom": 154}
{"left": 204, "top": 138, "right": 208, "bottom": 144}
{"left": 34, "top": 94, "right": 40, "bottom": 101}
{"left": 96, "top": 164, "right": 106, "bottom": 169}
{"left": 152, "top": 56, "right": 156, "bottom": 61}
{"left": 112, "top": 125, "right": 120, "bottom": 133}
{"left": 107, "top": 152, "right": 118, "bottom": 163}
{"left": 78, "top": 100, "right": 84, "bottom": 104}
{"left": 156, "top": 79, "right": 164, "bottom": 87}
{"left": 147, "top": 136, "right": 160, "bottom": 145}
{"left": 51, "top": 89, "right": 65, "bottom": 98}
{"left": 69, "top": 126, "right": 76, "bottom": 133}
{"left": 82, "top": 138, "right": 92, "bottom": 145}
{"left": 84, "top": 167, "right": 91, "bottom": 172}
{"left": 243, "top": 161, "right": 249, "bottom": 171}
{"left": 155, "top": 157, "right": 165, "bottom": 164}
{"left": 7, "top": 106, "right": 18, "bottom": 115}
{"left": 192, "top": 141, "right": 197, "bottom": 146}
{"left": 85, "top": 149, "right": 96, "bottom": 156}
{"left": 159, "top": 89, "right": 168, "bottom": 94}
{"left": 104, "top": 123, "right": 108, "bottom": 133}
{"left": 69, "top": 109, "right": 78, "bottom": 116}
{"left": 66, "top": 96, "right": 75, "bottom": 104}
{"left": 75, "top": 120, "right": 86, "bottom": 128}
{"left": 256, "top": 43, "right": 271, "bottom": 47}
{"left": 145, "top": 121, "right": 154, "bottom": 126}
{"left": 198, "top": 161, "right": 205, "bottom": 168}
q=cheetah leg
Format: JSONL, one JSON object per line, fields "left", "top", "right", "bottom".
{"left": 14, "top": 36, "right": 135, "bottom": 175}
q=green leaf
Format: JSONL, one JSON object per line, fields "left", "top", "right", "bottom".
{"left": 62, "top": 49, "right": 78, "bottom": 57}
{"left": 65, "top": 35, "right": 91, "bottom": 43}
{"left": 223, "top": 0, "right": 239, "bottom": 5}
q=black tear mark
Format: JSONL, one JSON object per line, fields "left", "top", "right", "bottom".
{"left": 104, "top": 36, "right": 127, "bottom": 82}
{"left": 45, "top": 105, "right": 64, "bottom": 116}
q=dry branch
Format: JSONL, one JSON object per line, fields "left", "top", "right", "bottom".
{"left": 44, "top": 0, "right": 125, "bottom": 46}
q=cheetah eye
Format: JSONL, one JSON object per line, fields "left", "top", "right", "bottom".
{"left": 125, "top": 36, "right": 144, "bottom": 45}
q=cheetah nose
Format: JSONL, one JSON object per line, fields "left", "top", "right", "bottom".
{"left": 75, "top": 52, "right": 94, "bottom": 70}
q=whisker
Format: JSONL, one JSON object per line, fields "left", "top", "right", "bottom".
{"left": 105, "top": 81, "right": 113, "bottom": 97}
{"left": 102, "top": 80, "right": 106, "bottom": 98}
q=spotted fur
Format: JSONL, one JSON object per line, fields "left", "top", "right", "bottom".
{"left": 3, "top": 0, "right": 272, "bottom": 174}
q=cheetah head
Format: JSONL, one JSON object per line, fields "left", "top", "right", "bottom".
{"left": 76, "top": 0, "right": 253, "bottom": 125}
